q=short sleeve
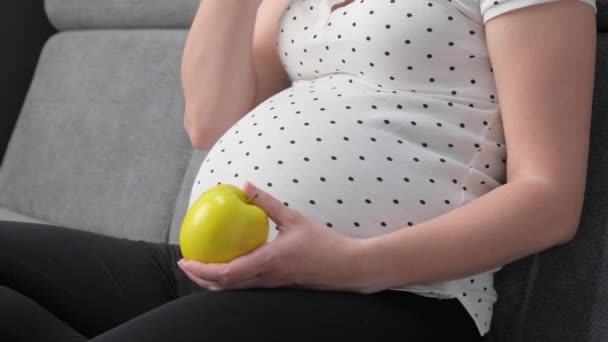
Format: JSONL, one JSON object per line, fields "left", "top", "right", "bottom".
{"left": 480, "top": 0, "right": 597, "bottom": 24}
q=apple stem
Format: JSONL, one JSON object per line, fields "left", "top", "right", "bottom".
{"left": 246, "top": 194, "right": 258, "bottom": 204}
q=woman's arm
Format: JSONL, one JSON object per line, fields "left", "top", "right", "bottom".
{"left": 181, "top": 0, "right": 291, "bottom": 150}
{"left": 174, "top": 0, "right": 597, "bottom": 295}
{"left": 181, "top": 0, "right": 259, "bottom": 150}
{"left": 355, "top": 0, "right": 597, "bottom": 291}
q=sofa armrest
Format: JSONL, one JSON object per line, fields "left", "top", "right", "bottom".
{"left": 0, "top": 0, "right": 56, "bottom": 167}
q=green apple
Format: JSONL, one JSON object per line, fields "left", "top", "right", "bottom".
{"left": 180, "top": 183, "right": 269, "bottom": 263}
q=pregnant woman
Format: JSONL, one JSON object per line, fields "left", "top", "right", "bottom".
{"left": 0, "top": 0, "right": 597, "bottom": 341}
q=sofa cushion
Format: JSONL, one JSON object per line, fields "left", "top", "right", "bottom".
{"left": 0, "top": 30, "right": 193, "bottom": 243}
{"left": 483, "top": 34, "right": 608, "bottom": 342}
{"left": 45, "top": 0, "right": 198, "bottom": 30}
{"left": 0, "top": 208, "right": 54, "bottom": 226}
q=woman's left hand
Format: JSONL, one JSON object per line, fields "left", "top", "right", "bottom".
{"left": 177, "top": 181, "right": 380, "bottom": 294}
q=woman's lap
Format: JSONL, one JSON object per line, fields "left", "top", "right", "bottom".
{"left": 0, "top": 220, "right": 181, "bottom": 338}
{"left": 0, "top": 220, "right": 481, "bottom": 341}
{"left": 0, "top": 285, "right": 88, "bottom": 341}
{"left": 91, "top": 287, "right": 480, "bottom": 342}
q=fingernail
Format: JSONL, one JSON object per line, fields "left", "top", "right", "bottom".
{"left": 244, "top": 181, "right": 258, "bottom": 198}
{"left": 177, "top": 259, "right": 185, "bottom": 266}
{"left": 247, "top": 181, "right": 258, "bottom": 191}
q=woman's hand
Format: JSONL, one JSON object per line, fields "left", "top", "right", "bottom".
{"left": 178, "top": 181, "right": 381, "bottom": 294}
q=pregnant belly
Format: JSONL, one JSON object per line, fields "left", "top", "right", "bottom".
{"left": 188, "top": 98, "right": 468, "bottom": 241}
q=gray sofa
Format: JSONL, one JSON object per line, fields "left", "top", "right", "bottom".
{"left": 0, "top": 1, "right": 606, "bottom": 340}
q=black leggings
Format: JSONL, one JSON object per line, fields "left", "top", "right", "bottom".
{"left": 0, "top": 220, "right": 482, "bottom": 341}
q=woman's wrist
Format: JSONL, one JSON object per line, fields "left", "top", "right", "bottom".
{"left": 346, "top": 236, "right": 387, "bottom": 293}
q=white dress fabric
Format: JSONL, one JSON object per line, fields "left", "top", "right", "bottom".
{"left": 188, "top": 0, "right": 597, "bottom": 336}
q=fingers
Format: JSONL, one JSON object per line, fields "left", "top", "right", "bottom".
{"left": 243, "top": 181, "right": 304, "bottom": 227}
{"left": 179, "top": 243, "right": 272, "bottom": 287}
{"left": 224, "top": 242, "right": 275, "bottom": 283}
{"left": 179, "top": 260, "right": 227, "bottom": 283}
{"left": 218, "top": 276, "right": 264, "bottom": 291}
{"left": 182, "top": 269, "right": 223, "bottom": 291}
{"left": 183, "top": 266, "right": 268, "bottom": 291}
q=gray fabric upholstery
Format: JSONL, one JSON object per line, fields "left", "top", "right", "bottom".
{"left": 45, "top": 0, "right": 198, "bottom": 30}
{"left": 483, "top": 34, "right": 608, "bottom": 341}
{"left": 599, "top": 0, "right": 607, "bottom": 32}
{"left": 168, "top": 149, "right": 208, "bottom": 245}
{"left": 0, "top": 30, "right": 193, "bottom": 243}
{"left": 0, "top": 207, "right": 54, "bottom": 226}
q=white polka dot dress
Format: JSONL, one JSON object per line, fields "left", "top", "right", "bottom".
{"left": 188, "top": 0, "right": 597, "bottom": 336}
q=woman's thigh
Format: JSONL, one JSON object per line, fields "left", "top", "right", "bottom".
{"left": 89, "top": 287, "right": 482, "bottom": 342}
{"left": 0, "top": 285, "right": 87, "bottom": 342}
{"left": 0, "top": 220, "right": 182, "bottom": 338}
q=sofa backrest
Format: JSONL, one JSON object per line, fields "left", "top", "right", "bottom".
{"left": 0, "top": 0, "right": 201, "bottom": 242}
{"left": 484, "top": 2, "right": 608, "bottom": 340}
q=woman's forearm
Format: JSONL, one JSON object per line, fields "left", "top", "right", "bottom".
{"left": 355, "top": 178, "right": 582, "bottom": 291}
{"left": 181, "top": 0, "right": 260, "bottom": 149}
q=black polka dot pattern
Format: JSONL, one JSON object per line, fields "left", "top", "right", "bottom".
{"left": 180, "top": 0, "right": 599, "bottom": 337}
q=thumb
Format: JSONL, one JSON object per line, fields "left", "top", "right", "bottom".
{"left": 242, "top": 181, "right": 303, "bottom": 227}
